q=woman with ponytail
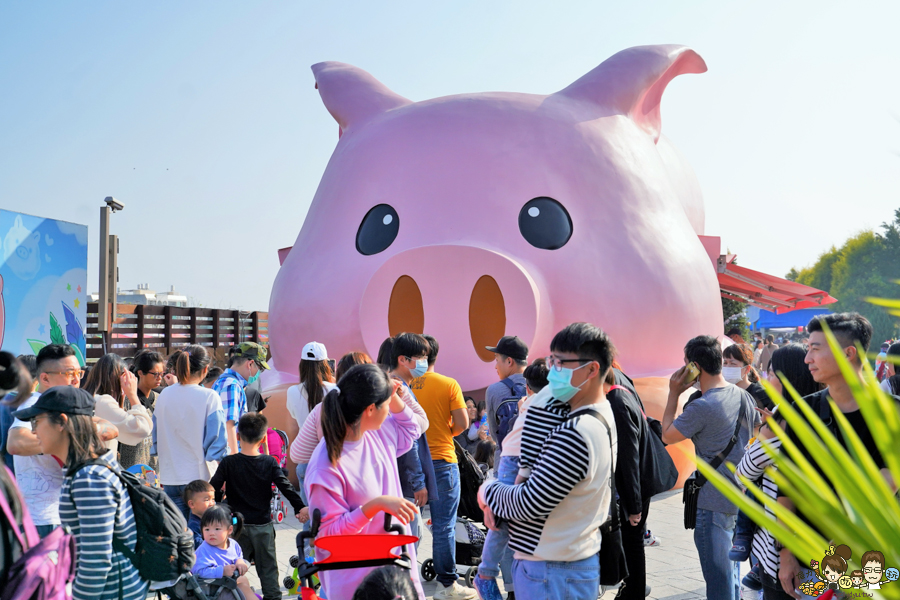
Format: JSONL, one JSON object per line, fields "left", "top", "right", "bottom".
{"left": 152, "top": 345, "right": 228, "bottom": 520}
{"left": 305, "top": 363, "right": 426, "bottom": 600}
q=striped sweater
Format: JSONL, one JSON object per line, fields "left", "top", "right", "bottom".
{"left": 484, "top": 402, "right": 616, "bottom": 562}
{"left": 516, "top": 387, "right": 570, "bottom": 480}
{"left": 734, "top": 436, "right": 782, "bottom": 578}
{"left": 59, "top": 453, "right": 147, "bottom": 600}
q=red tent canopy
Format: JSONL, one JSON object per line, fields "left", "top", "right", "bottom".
{"left": 718, "top": 262, "right": 836, "bottom": 314}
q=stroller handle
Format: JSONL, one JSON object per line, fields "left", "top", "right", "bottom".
{"left": 382, "top": 513, "right": 412, "bottom": 561}
{"left": 383, "top": 513, "right": 405, "bottom": 535}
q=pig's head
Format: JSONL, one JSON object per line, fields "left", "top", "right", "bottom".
{"left": 269, "top": 45, "right": 724, "bottom": 391}
{"left": 3, "top": 216, "right": 41, "bottom": 281}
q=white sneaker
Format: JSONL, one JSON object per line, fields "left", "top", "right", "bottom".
{"left": 434, "top": 581, "right": 478, "bottom": 600}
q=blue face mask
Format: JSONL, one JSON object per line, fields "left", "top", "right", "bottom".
{"left": 410, "top": 358, "right": 428, "bottom": 379}
{"left": 247, "top": 372, "right": 261, "bottom": 385}
{"left": 547, "top": 362, "right": 590, "bottom": 403}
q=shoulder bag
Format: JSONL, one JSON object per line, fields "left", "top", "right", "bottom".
{"left": 608, "top": 384, "right": 679, "bottom": 497}
{"left": 567, "top": 408, "right": 628, "bottom": 587}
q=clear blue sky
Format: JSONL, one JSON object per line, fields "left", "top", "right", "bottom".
{"left": 2, "top": 1, "right": 898, "bottom": 310}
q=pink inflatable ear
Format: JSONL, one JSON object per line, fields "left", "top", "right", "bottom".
{"left": 557, "top": 45, "right": 707, "bottom": 143}
{"left": 311, "top": 62, "right": 413, "bottom": 133}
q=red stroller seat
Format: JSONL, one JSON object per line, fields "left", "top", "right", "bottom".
{"left": 295, "top": 509, "right": 417, "bottom": 600}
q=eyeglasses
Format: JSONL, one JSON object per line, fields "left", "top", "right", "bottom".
{"left": 864, "top": 567, "right": 883, "bottom": 574}
{"left": 544, "top": 356, "right": 594, "bottom": 372}
{"left": 30, "top": 415, "right": 48, "bottom": 431}
{"left": 146, "top": 370, "right": 165, "bottom": 379}
{"left": 44, "top": 369, "right": 85, "bottom": 380}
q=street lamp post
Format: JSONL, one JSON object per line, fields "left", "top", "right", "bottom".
{"left": 98, "top": 196, "right": 124, "bottom": 353}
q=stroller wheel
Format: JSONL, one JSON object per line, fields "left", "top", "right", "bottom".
{"left": 283, "top": 576, "right": 295, "bottom": 589}
{"left": 421, "top": 558, "right": 436, "bottom": 581}
{"left": 289, "top": 555, "right": 301, "bottom": 568}
{"left": 464, "top": 566, "right": 477, "bottom": 588}
{"left": 277, "top": 511, "right": 284, "bottom": 523}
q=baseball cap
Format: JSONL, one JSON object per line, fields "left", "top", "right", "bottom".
{"left": 301, "top": 342, "right": 328, "bottom": 362}
{"left": 485, "top": 336, "right": 529, "bottom": 361}
{"left": 233, "top": 342, "right": 270, "bottom": 370}
{"left": 12, "top": 386, "right": 96, "bottom": 421}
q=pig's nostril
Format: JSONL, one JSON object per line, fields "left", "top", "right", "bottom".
{"left": 469, "top": 275, "right": 506, "bottom": 362}
{"left": 388, "top": 275, "right": 424, "bottom": 336}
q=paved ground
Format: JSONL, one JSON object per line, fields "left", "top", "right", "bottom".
{"left": 246, "top": 490, "right": 750, "bottom": 599}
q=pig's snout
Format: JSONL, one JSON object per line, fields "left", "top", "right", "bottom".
{"left": 360, "top": 246, "right": 549, "bottom": 388}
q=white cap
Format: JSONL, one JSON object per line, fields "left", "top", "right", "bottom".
{"left": 301, "top": 341, "right": 328, "bottom": 362}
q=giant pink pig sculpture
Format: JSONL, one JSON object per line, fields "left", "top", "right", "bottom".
{"left": 267, "top": 45, "right": 722, "bottom": 484}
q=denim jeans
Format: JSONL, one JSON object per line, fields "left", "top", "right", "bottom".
{"left": 296, "top": 462, "right": 309, "bottom": 505}
{"left": 734, "top": 509, "right": 756, "bottom": 540}
{"left": 164, "top": 484, "right": 190, "bottom": 522}
{"left": 694, "top": 508, "right": 740, "bottom": 600}
{"left": 478, "top": 455, "right": 518, "bottom": 588}
{"left": 512, "top": 553, "right": 599, "bottom": 600}
{"left": 429, "top": 459, "right": 461, "bottom": 586}
{"left": 35, "top": 524, "right": 57, "bottom": 538}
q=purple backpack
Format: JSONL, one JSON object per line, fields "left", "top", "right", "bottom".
{"left": 0, "top": 467, "right": 75, "bottom": 600}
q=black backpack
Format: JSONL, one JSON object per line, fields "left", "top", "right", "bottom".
{"left": 77, "top": 458, "right": 195, "bottom": 583}
{"left": 493, "top": 378, "right": 527, "bottom": 451}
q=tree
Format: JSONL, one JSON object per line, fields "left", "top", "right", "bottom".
{"left": 795, "top": 245, "right": 841, "bottom": 293}
{"left": 789, "top": 209, "right": 900, "bottom": 345}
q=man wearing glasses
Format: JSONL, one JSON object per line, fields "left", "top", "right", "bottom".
{"left": 212, "top": 342, "right": 269, "bottom": 455}
{"left": 7, "top": 344, "right": 90, "bottom": 537}
{"left": 478, "top": 323, "right": 616, "bottom": 599}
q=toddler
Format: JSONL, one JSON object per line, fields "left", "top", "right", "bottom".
{"left": 184, "top": 479, "right": 216, "bottom": 549}
{"left": 192, "top": 504, "right": 256, "bottom": 600}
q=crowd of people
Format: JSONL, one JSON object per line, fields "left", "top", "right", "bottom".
{"left": 0, "top": 311, "right": 896, "bottom": 600}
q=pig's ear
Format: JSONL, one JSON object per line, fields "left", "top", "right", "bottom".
{"left": 556, "top": 45, "right": 706, "bottom": 143}
{"left": 311, "top": 62, "right": 412, "bottom": 133}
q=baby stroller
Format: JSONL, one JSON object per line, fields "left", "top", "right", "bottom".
{"left": 126, "top": 463, "right": 159, "bottom": 488}
{"left": 152, "top": 572, "right": 248, "bottom": 600}
{"left": 287, "top": 508, "right": 417, "bottom": 600}
{"left": 419, "top": 439, "right": 487, "bottom": 587}
{"left": 260, "top": 427, "right": 289, "bottom": 523}
{"left": 420, "top": 517, "right": 486, "bottom": 587}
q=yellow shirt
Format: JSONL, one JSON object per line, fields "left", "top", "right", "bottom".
{"left": 410, "top": 371, "right": 467, "bottom": 463}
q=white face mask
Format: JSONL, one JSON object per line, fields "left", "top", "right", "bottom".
{"left": 722, "top": 366, "right": 744, "bottom": 384}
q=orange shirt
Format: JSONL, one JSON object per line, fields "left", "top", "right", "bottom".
{"left": 409, "top": 371, "right": 467, "bottom": 463}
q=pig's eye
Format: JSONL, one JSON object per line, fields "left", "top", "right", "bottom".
{"left": 356, "top": 204, "right": 400, "bottom": 255}
{"left": 518, "top": 197, "right": 572, "bottom": 250}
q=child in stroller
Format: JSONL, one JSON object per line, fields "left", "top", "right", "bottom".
{"left": 191, "top": 505, "right": 257, "bottom": 600}
{"left": 259, "top": 427, "right": 290, "bottom": 523}
{"left": 153, "top": 506, "right": 255, "bottom": 600}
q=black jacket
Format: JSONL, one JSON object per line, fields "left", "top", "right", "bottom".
{"left": 608, "top": 369, "right": 654, "bottom": 516}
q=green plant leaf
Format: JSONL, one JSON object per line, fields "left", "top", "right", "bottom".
{"left": 49, "top": 312, "right": 66, "bottom": 345}
{"left": 26, "top": 339, "right": 47, "bottom": 355}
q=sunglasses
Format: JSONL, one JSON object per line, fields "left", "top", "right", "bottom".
{"left": 44, "top": 369, "right": 85, "bottom": 380}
